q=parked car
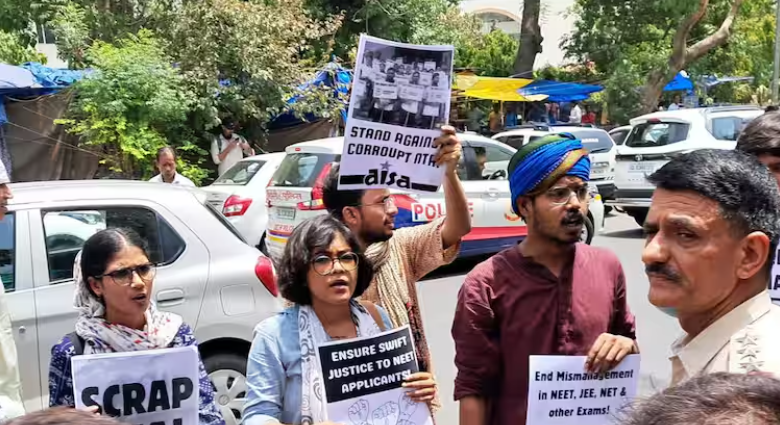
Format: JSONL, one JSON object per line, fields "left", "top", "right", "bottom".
{"left": 608, "top": 125, "right": 632, "bottom": 146}
{"left": 492, "top": 123, "right": 618, "bottom": 205}
{"left": 609, "top": 106, "right": 763, "bottom": 225}
{"left": 4, "top": 180, "right": 279, "bottom": 425}
{"left": 202, "top": 152, "right": 286, "bottom": 248}
{"left": 264, "top": 135, "right": 605, "bottom": 260}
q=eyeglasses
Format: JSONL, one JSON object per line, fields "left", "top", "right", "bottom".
{"left": 544, "top": 186, "right": 590, "bottom": 205}
{"left": 312, "top": 252, "right": 359, "bottom": 276}
{"left": 360, "top": 197, "right": 396, "bottom": 212}
{"left": 96, "top": 263, "right": 156, "bottom": 286}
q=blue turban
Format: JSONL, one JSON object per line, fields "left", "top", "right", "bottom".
{"left": 508, "top": 133, "right": 591, "bottom": 215}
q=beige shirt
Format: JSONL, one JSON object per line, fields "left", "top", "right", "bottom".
{"left": 0, "top": 284, "right": 24, "bottom": 419}
{"left": 670, "top": 290, "right": 780, "bottom": 385}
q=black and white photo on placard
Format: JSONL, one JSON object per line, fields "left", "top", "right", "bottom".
{"left": 351, "top": 37, "right": 453, "bottom": 130}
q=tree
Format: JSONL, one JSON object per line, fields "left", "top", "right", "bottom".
{"left": 566, "top": 0, "right": 748, "bottom": 115}
{"left": 56, "top": 30, "right": 198, "bottom": 181}
{"left": 0, "top": 30, "right": 46, "bottom": 64}
{"left": 514, "top": 0, "right": 543, "bottom": 77}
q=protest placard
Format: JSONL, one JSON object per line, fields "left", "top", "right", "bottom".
{"left": 318, "top": 326, "right": 434, "bottom": 425}
{"left": 72, "top": 346, "right": 200, "bottom": 425}
{"left": 340, "top": 35, "right": 454, "bottom": 193}
{"left": 527, "top": 355, "right": 640, "bottom": 425}
{"left": 425, "top": 87, "right": 449, "bottom": 104}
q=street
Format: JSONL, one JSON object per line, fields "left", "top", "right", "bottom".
{"left": 418, "top": 211, "right": 679, "bottom": 424}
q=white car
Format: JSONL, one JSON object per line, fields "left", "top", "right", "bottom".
{"left": 610, "top": 106, "right": 763, "bottom": 225}
{"left": 492, "top": 124, "right": 618, "bottom": 205}
{"left": 4, "top": 181, "right": 279, "bottom": 424}
{"left": 264, "top": 135, "right": 605, "bottom": 260}
{"left": 202, "top": 152, "right": 286, "bottom": 248}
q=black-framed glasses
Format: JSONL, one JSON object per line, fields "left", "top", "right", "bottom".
{"left": 96, "top": 263, "right": 156, "bottom": 286}
{"left": 312, "top": 252, "right": 359, "bottom": 276}
{"left": 359, "top": 197, "right": 396, "bottom": 212}
{"left": 544, "top": 186, "right": 590, "bottom": 205}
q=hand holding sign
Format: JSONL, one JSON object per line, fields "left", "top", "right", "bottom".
{"left": 585, "top": 333, "right": 638, "bottom": 373}
{"left": 433, "top": 126, "right": 462, "bottom": 174}
{"left": 401, "top": 372, "right": 437, "bottom": 403}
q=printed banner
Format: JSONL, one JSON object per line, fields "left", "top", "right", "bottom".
{"left": 526, "top": 354, "right": 640, "bottom": 425}
{"left": 72, "top": 346, "right": 200, "bottom": 425}
{"left": 318, "top": 326, "right": 434, "bottom": 425}
{"left": 425, "top": 88, "right": 448, "bottom": 104}
{"left": 340, "top": 34, "right": 454, "bottom": 193}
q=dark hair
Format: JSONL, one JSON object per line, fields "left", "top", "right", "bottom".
{"left": 766, "top": 105, "right": 779, "bottom": 113}
{"left": 647, "top": 149, "right": 780, "bottom": 277}
{"left": 736, "top": 112, "right": 780, "bottom": 156}
{"left": 277, "top": 215, "right": 373, "bottom": 305}
{"left": 156, "top": 146, "right": 176, "bottom": 162}
{"left": 619, "top": 373, "right": 780, "bottom": 425}
{"left": 7, "top": 408, "right": 123, "bottom": 425}
{"left": 80, "top": 228, "right": 150, "bottom": 284}
{"left": 322, "top": 164, "right": 365, "bottom": 221}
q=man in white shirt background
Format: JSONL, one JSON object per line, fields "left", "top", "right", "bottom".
{"left": 569, "top": 101, "right": 583, "bottom": 124}
{"left": 0, "top": 160, "right": 24, "bottom": 420}
{"left": 148, "top": 147, "right": 195, "bottom": 187}
{"left": 211, "top": 117, "right": 254, "bottom": 177}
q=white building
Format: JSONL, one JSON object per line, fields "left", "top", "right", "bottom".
{"left": 459, "top": 0, "right": 576, "bottom": 69}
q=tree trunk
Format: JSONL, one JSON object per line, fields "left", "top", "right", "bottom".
{"left": 513, "top": 0, "right": 543, "bottom": 78}
{"left": 639, "top": 0, "right": 745, "bottom": 114}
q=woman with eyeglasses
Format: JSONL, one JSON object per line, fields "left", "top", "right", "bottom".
{"left": 243, "top": 215, "right": 438, "bottom": 425}
{"left": 47, "top": 228, "right": 225, "bottom": 425}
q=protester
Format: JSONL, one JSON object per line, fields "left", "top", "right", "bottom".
{"left": 488, "top": 103, "right": 502, "bottom": 133}
{"left": 452, "top": 133, "right": 637, "bottom": 425}
{"left": 148, "top": 147, "right": 195, "bottom": 187}
{"left": 243, "top": 215, "right": 437, "bottom": 425}
{"left": 642, "top": 150, "right": 780, "bottom": 385}
{"left": 668, "top": 95, "right": 682, "bottom": 110}
{"left": 620, "top": 372, "right": 780, "bottom": 425}
{"left": 47, "top": 228, "right": 224, "bottom": 425}
{"left": 210, "top": 117, "right": 254, "bottom": 177}
{"left": 5, "top": 407, "right": 124, "bottom": 425}
{"left": 321, "top": 126, "right": 470, "bottom": 410}
{"left": 736, "top": 111, "right": 780, "bottom": 186}
{"left": 0, "top": 159, "right": 23, "bottom": 422}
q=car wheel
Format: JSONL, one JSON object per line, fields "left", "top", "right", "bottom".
{"left": 205, "top": 353, "right": 247, "bottom": 425}
{"left": 582, "top": 214, "right": 595, "bottom": 245}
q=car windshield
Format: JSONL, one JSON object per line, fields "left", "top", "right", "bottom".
{"left": 625, "top": 122, "right": 690, "bottom": 148}
{"left": 213, "top": 160, "right": 266, "bottom": 185}
{"left": 270, "top": 152, "right": 339, "bottom": 187}
{"left": 566, "top": 130, "right": 614, "bottom": 153}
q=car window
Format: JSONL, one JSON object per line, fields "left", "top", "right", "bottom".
{"left": 270, "top": 152, "right": 339, "bottom": 187}
{"left": 0, "top": 214, "right": 14, "bottom": 293}
{"left": 497, "top": 135, "right": 524, "bottom": 149}
{"left": 625, "top": 122, "right": 690, "bottom": 148}
{"left": 610, "top": 129, "right": 629, "bottom": 145}
{"left": 709, "top": 117, "right": 751, "bottom": 141}
{"left": 566, "top": 130, "right": 614, "bottom": 153}
{"left": 213, "top": 160, "right": 267, "bottom": 185}
{"left": 42, "top": 208, "right": 185, "bottom": 283}
{"left": 528, "top": 135, "right": 543, "bottom": 144}
{"left": 472, "top": 145, "right": 512, "bottom": 181}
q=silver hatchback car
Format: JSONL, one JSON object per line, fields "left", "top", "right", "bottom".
{"left": 3, "top": 180, "right": 280, "bottom": 423}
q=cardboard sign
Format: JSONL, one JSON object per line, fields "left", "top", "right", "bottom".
{"left": 527, "top": 355, "right": 640, "bottom": 425}
{"left": 399, "top": 85, "right": 425, "bottom": 102}
{"left": 374, "top": 82, "right": 399, "bottom": 100}
{"left": 72, "top": 346, "right": 200, "bottom": 425}
{"left": 419, "top": 73, "right": 433, "bottom": 87}
{"left": 422, "top": 105, "right": 440, "bottom": 117}
{"left": 318, "top": 326, "right": 433, "bottom": 425}
{"left": 426, "top": 88, "right": 448, "bottom": 103}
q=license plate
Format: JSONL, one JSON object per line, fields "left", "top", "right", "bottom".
{"left": 628, "top": 163, "right": 655, "bottom": 173}
{"left": 274, "top": 207, "right": 296, "bottom": 220}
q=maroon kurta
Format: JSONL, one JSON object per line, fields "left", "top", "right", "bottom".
{"left": 452, "top": 243, "right": 636, "bottom": 425}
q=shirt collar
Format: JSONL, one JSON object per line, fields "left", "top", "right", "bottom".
{"left": 671, "top": 290, "right": 773, "bottom": 376}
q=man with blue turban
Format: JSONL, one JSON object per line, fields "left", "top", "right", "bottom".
{"left": 452, "top": 134, "right": 638, "bottom": 425}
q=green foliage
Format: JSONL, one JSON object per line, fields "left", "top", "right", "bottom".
{"left": 49, "top": 2, "right": 89, "bottom": 68}
{"left": 465, "top": 30, "right": 519, "bottom": 77}
{"left": 0, "top": 30, "right": 46, "bottom": 64}
{"left": 56, "top": 30, "right": 195, "bottom": 180}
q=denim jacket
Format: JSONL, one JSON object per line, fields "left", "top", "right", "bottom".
{"left": 243, "top": 305, "right": 392, "bottom": 425}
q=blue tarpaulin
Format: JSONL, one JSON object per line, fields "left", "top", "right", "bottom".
{"left": 518, "top": 80, "right": 604, "bottom": 103}
{"left": 663, "top": 71, "right": 694, "bottom": 92}
{"left": 268, "top": 62, "right": 351, "bottom": 130}
{"left": 0, "top": 62, "right": 85, "bottom": 124}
